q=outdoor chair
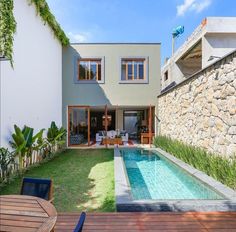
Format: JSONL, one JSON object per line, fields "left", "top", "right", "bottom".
{"left": 73, "top": 212, "right": 86, "bottom": 232}
{"left": 20, "top": 177, "right": 54, "bottom": 202}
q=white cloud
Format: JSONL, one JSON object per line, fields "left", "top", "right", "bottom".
{"left": 177, "top": 0, "right": 212, "bottom": 16}
{"left": 67, "top": 31, "right": 91, "bottom": 43}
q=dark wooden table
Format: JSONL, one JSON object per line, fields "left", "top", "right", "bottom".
{"left": 0, "top": 195, "right": 57, "bottom": 232}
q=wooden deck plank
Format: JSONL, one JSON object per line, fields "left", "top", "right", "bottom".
{"left": 55, "top": 212, "right": 236, "bottom": 232}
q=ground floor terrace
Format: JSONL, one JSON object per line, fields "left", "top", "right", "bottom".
{"left": 67, "top": 105, "right": 156, "bottom": 148}
{"left": 56, "top": 212, "right": 236, "bottom": 232}
{"left": 1, "top": 148, "right": 236, "bottom": 231}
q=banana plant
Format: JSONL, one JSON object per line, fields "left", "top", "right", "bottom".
{"left": 10, "top": 125, "right": 44, "bottom": 169}
{"left": 47, "top": 121, "right": 66, "bottom": 152}
{"left": 33, "top": 129, "right": 48, "bottom": 161}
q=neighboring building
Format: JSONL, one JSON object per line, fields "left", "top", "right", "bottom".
{"left": 0, "top": 0, "right": 65, "bottom": 148}
{"left": 161, "top": 17, "right": 236, "bottom": 91}
{"left": 62, "top": 43, "right": 161, "bottom": 147}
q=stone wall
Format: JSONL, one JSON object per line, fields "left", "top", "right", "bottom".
{"left": 158, "top": 51, "right": 236, "bottom": 157}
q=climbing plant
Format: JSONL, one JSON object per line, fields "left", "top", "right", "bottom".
{"left": 0, "top": 0, "right": 17, "bottom": 66}
{"left": 28, "top": 0, "right": 69, "bottom": 46}
{"left": 0, "top": 0, "right": 69, "bottom": 67}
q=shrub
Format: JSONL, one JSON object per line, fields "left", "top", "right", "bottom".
{"left": 0, "top": 148, "right": 15, "bottom": 182}
{"left": 153, "top": 136, "right": 236, "bottom": 190}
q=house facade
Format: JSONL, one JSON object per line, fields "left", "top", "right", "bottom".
{"left": 62, "top": 43, "right": 161, "bottom": 147}
{"left": 161, "top": 17, "right": 236, "bottom": 91}
{"left": 0, "top": 0, "right": 64, "bottom": 148}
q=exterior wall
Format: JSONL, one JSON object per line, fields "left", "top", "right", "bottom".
{"left": 62, "top": 44, "right": 160, "bottom": 129}
{"left": 0, "top": 0, "right": 62, "bottom": 148}
{"left": 161, "top": 17, "right": 236, "bottom": 91}
{"left": 202, "top": 34, "right": 236, "bottom": 67}
{"left": 158, "top": 51, "right": 236, "bottom": 157}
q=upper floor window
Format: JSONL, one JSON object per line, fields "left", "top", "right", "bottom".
{"left": 78, "top": 59, "right": 102, "bottom": 81}
{"left": 164, "top": 71, "right": 168, "bottom": 81}
{"left": 121, "top": 58, "right": 147, "bottom": 83}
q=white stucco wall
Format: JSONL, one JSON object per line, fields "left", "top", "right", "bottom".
{"left": 0, "top": 0, "right": 62, "bottom": 148}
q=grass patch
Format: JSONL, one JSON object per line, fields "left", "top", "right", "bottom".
{"left": 153, "top": 136, "right": 236, "bottom": 190}
{"left": 0, "top": 149, "right": 115, "bottom": 212}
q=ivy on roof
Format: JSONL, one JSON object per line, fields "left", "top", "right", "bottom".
{"left": 0, "top": 0, "right": 17, "bottom": 67}
{"left": 29, "top": 0, "right": 69, "bottom": 46}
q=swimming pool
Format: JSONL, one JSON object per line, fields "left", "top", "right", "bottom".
{"left": 120, "top": 149, "right": 223, "bottom": 200}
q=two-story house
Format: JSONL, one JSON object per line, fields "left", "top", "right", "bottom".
{"left": 62, "top": 43, "right": 161, "bottom": 147}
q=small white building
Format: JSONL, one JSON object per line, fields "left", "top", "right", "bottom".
{"left": 0, "top": 0, "right": 66, "bottom": 148}
{"left": 161, "top": 17, "right": 236, "bottom": 91}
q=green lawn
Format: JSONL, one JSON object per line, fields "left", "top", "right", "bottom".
{"left": 0, "top": 149, "right": 115, "bottom": 212}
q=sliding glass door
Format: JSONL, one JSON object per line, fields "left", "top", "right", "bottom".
{"left": 68, "top": 106, "right": 90, "bottom": 146}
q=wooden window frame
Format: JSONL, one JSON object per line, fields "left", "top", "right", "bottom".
{"left": 77, "top": 58, "right": 102, "bottom": 82}
{"left": 120, "top": 57, "right": 148, "bottom": 83}
{"left": 67, "top": 105, "right": 90, "bottom": 147}
{"left": 78, "top": 59, "right": 102, "bottom": 82}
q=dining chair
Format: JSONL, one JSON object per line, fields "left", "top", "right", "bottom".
{"left": 20, "top": 177, "right": 53, "bottom": 202}
{"left": 73, "top": 212, "right": 86, "bottom": 232}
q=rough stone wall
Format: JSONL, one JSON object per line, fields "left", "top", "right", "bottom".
{"left": 158, "top": 51, "right": 236, "bottom": 157}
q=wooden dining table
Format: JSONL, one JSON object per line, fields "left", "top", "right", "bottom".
{"left": 0, "top": 195, "right": 57, "bottom": 232}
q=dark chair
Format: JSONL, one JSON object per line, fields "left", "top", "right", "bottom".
{"left": 73, "top": 212, "right": 86, "bottom": 232}
{"left": 21, "top": 177, "right": 53, "bottom": 202}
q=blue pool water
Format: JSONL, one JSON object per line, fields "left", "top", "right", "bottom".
{"left": 121, "top": 149, "right": 223, "bottom": 200}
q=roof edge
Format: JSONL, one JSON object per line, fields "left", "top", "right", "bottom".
{"left": 71, "top": 42, "right": 161, "bottom": 45}
{"left": 29, "top": 0, "right": 69, "bottom": 46}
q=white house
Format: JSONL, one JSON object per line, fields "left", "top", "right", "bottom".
{"left": 0, "top": 0, "right": 66, "bottom": 148}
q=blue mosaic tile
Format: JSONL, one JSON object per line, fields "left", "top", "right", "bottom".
{"left": 121, "top": 149, "right": 223, "bottom": 200}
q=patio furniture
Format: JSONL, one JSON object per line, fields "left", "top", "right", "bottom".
{"left": 0, "top": 195, "right": 57, "bottom": 232}
{"left": 102, "top": 137, "right": 123, "bottom": 145}
{"left": 70, "top": 134, "right": 85, "bottom": 145}
{"left": 73, "top": 212, "right": 86, "bottom": 232}
{"left": 96, "top": 130, "right": 128, "bottom": 142}
{"left": 96, "top": 131, "right": 105, "bottom": 142}
{"left": 141, "top": 132, "right": 155, "bottom": 144}
{"left": 21, "top": 177, "right": 54, "bottom": 202}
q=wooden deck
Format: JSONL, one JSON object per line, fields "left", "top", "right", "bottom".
{"left": 55, "top": 212, "right": 236, "bottom": 232}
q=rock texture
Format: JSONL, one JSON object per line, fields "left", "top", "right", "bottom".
{"left": 158, "top": 52, "right": 236, "bottom": 157}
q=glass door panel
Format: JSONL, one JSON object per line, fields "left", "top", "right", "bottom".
{"left": 68, "top": 106, "right": 90, "bottom": 146}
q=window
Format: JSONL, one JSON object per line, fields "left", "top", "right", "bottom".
{"left": 121, "top": 58, "right": 146, "bottom": 81}
{"left": 78, "top": 59, "right": 102, "bottom": 81}
{"left": 164, "top": 71, "right": 168, "bottom": 81}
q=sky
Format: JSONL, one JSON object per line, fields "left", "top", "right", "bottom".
{"left": 46, "top": 0, "right": 236, "bottom": 64}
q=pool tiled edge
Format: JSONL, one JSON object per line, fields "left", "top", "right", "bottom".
{"left": 114, "top": 147, "right": 236, "bottom": 212}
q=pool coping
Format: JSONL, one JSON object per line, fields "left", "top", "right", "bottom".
{"left": 114, "top": 147, "right": 236, "bottom": 212}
